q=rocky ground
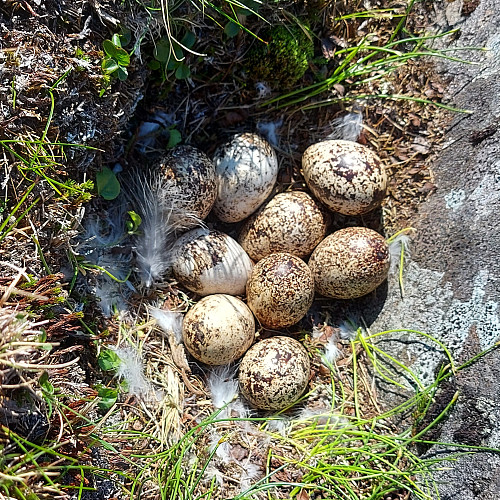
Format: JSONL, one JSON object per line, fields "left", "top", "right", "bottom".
{"left": 362, "top": 1, "right": 500, "bottom": 498}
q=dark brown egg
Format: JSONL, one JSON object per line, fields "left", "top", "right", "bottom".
{"left": 246, "top": 253, "right": 314, "bottom": 329}
{"left": 239, "top": 336, "right": 310, "bottom": 410}
{"left": 308, "top": 227, "right": 390, "bottom": 299}
{"left": 302, "top": 140, "right": 387, "bottom": 215}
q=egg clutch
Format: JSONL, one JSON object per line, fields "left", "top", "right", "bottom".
{"left": 140, "top": 133, "right": 390, "bottom": 411}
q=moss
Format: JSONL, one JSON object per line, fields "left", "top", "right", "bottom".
{"left": 245, "top": 24, "right": 314, "bottom": 88}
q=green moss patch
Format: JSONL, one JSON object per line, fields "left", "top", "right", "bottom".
{"left": 245, "top": 24, "right": 314, "bottom": 88}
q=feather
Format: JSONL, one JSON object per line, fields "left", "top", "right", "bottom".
{"left": 327, "top": 112, "right": 364, "bottom": 142}
{"left": 239, "top": 462, "right": 261, "bottom": 491}
{"left": 256, "top": 120, "right": 283, "bottom": 148}
{"left": 126, "top": 169, "right": 203, "bottom": 287}
{"left": 388, "top": 231, "right": 412, "bottom": 297}
{"left": 322, "top": 334, "right": 341, "bottom": 366}
{"left": 311, "top": 325, "right": 323, "bottom": 339}
{"left": 254, "top": 81, "right": 271, "bottom": 99}
{"left": 150, "top": 307, "right": 191, "bottom": 374}
{"left": 129, "top": 173, "right": 174, "bottom": 287}
{"left": 295, "top": 407, "right": 348, "bottom": 431}
{"left": 208, "top": 364, "right": 239, "bottom": 411}
{"left": 77, "top": 200, "right": 133, "bottom": 316}
{"left": 113, "top": 346, "right": 161, "bottom": 400}
{"left": 79, "top": 201, "right": 128, "bottom": 249}
{"left": 208, "top": 431, "right": 233, "bottom": 463}
{"left": 150, "top": 308, "right": 184, "bottom": 344}
{"left": 94, "top": 258, "right": 131, "bottom": 317}
{"left": 203, "top": 464, "right": 225, "bottom": 486}
{"left": 266, "top": 416, "right": 292, "bottom": 436}
{"left": 389, "top": 233, "right": 411, "bottom": 273}
{"left": 338, "top": 318, "right": 359, "bottom": 341}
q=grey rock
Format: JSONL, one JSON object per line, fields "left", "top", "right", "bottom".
{"left": 358, "top": 1, "right": 500, "bottom": 497}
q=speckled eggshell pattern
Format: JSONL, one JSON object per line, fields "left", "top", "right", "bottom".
{"left": 171, "top": 228, "right": 253, "bottom": 296}
{"left": 183, "top": 294, "right": 255, "bottom": 366}
{"left": 161, "top": 145, "right": 217, "bottom": 220}
{"left": 309, "top": 227, "right": 390, "bottom": 299}
{"left": 239, "top": 191, "right": 330, "bottom": 261}
{"left": 302, "top": 140, "right": 387, "bottom": 215}
{"left": 212, "top": 133, "right": 279, "bottom": 223}
{"left": 246, "top": 253, "right": 315, "bottom": 329}
{"left": 239, "top": 336, "right": 310, "bottom": 410}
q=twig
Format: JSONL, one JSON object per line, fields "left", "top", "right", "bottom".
{"left": 1, "top": 357, "right": 80, "bottom": 370}
{"left": 0, "top": 284, "right": 49, "bottom": 302}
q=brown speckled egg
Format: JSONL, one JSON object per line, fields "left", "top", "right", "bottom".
{"left": 171, "top": 228, "right": 253, "bottom": 296}
{"left": 239, "top": 191, "right": 330, "bottom": 261}
{"left": 183, "top": 294, "right": 255, "bottom": 366}
{"left": 309, "top": 227, "right": 390, "bottom": 299}
{"left": 212, "top": 133, "right": 279, "bottom": 223}
{"left": 302, "top": 140, "right": 387, "bottom": 215}
{"left": 161, "top": 145, "right": 216, "bottom": 220}
{"left": 246, "top": 253, "right": 314, "bottom": 329}
{"left": 239, "top": 336, "right": 310, "bottom": 410}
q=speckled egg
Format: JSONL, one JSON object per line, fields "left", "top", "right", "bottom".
{"left": 160, "top": 145, "right": 217, "bottom": 220}
{"left": 171, "top": 228, "right": 253, "bottom": 296}
{"left": 183, "top": 294, "right": 255, "bottom": 366}
{"left": 308, "top": 227, "right": 390, "bottom": 299}
{"left": 212, "top": 133, "right": 279, "bottom": 223}
{"left": 239, "top": 191, "right": 330, "bottom": 261}
{"left": 302, "top": 140, "right": 387, "bottom": 215}
{"left": 246, "top": 253, "right": 314, "bottom": 329}
{"left": 239, "top": 336, "right": 310, "bottom": 410}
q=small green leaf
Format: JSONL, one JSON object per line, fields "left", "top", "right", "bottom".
{"left": 238, "top": 0, "right": 260, "bottom": 15}
{"left": 97, "top": 386, "right": 118, "bottom": 411}
{"left": 181, "top": 31, "right": 196, "bottom": 49}
{"left": 166, "top": 59, "right": 178, "bottom": 71}
{"left": 96, "top": 168, "right": 121, "bottom": 200}
{"left": 39, "top": 372, "right": 54, "bottom": 395}
{"left": 98, "top": 349, "right": 121, "bottom": 372}
{"left": 175, "top": 63, "right": 191, "bottom": 80}
{"left": 148, "top": 60, "right": 161, "bottom": 70}
{"left": 224, "top": 21, "right": 241, "bottom": 38}
{"left": 103, "top": 39, "right": 118, "bottom": 58}
{"left": 99, "top": 74, "right": 111, "bottom": 96}
{"left": 126, "top": 210, "right": 142, "bottom": 233}
{"left": 118, "top": 27, "right": 132, "bottom": 47}
{"left": 41, "top": 342, "right": 53, "bottom": 351}
{"left": 173, "top": 45, "right": 184, "bottom": 61}
{"left": 38, "top": 329, "right": 47, "bottom": 343}
{"left": 116, "top": 66, "right": 129, "bottom": 81}
{"left": 111, "top": 33, "right": 122, "bottom": 48}
{"left": 167, "top": 128, "right": 182, "bottom": 148}
{"left": 113, "top": 47, "right": 130, "bottom": 67}
{"left": 102, "top": 58, "right": 119, "bottom": 74}
{"left": 155, "top": 38, "right": 172, "bottom": 62}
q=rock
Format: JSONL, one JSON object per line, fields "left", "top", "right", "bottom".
{"left": 358, "top": 1, "right": 500, "bottom": 497}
